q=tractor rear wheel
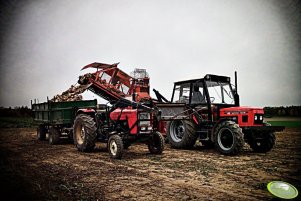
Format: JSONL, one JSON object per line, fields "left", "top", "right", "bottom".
{"left": 37, "top": 125, "right": 47, "bottom": 141}
{"left": 73, "top": 114, "right": 97, "bottom": 152}
{"left": 108, "top": 135, "right": 123, "bottom": 159}
{"left": 248, "top": 123, "right": 275, "bottom": 153}
{"left": 148, "top": 131, "right": 164, "bottom": 154}
{"left": 167, "top": 120, "right": 198, "bottom": 149}
{"left": 214, "top": 121, "right": 244, "bottom": 155}
{"left": 49, "top": 127, "right": 60, "bottom": 145}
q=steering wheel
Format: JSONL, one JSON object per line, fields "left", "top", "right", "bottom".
{"left": 210, "top": 97, "right": 215, "bottom": 103}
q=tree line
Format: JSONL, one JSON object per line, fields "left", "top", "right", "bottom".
{"left": 0, "top": 106, "right": 32, "bottom": 118}
{"left": 263, "top": 106, "right": 301, "bottom": 117}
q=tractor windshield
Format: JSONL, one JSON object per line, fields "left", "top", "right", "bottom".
{"left": 206, "top": 81, "right": 234, "bottom": 104}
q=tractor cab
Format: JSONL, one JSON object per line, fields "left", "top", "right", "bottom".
{"left": 172, "top": 74, "right": 236, "bottom": 106}
{"left": 171, "top": 74, "right": 241, "bottom": 122}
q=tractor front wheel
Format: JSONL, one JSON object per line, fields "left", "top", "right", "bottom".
{"left": 108, "top": 135, "right": 123, "bottom": 159}
{"left": 148, "top": 131, "right": 164, "bottom": 154}
{"left": 248, "top": 123, "right": 275, "bottom": 153}
{"left": 73, "top": 114, "right": 97, "bottom": 152}
{"left": 167, "top": 120, "right": 198, "bottom": 149}
{"left": 214, "top": 121, "right": 244, "bottom": 155}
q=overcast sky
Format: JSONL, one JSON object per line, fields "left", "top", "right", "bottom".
{"left": 0, "top": 0, "right": 300, "bottom": 108}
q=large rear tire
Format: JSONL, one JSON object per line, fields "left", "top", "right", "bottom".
{"left": 148, "top": 131, "right": 164, "bottom": 154}
{"left": 49, "top": 127, "right": 60, "bottom": 145}
{"left": 214, "top": 121, "right": 244, "bottom": 155}
{"left": 248, "top": 123, "right": 275, "bottom": 153}
{"left": 73, "top": 114, "right": 97, "bottom": 152}
{"left": 108, "top": 135, "right": 123, "bottom": 159}
{"left": 37, "top": 125, "right": 47, "bottom": 141}
{"left": 167, "top": 120, "right": 198, "bottom": 149}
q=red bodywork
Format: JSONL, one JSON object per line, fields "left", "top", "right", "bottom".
{"left": 220, "top": 107, "right": 264, "bottom": 127}
{"left": 109, "top": 108, "right": 138, "bottom": 134}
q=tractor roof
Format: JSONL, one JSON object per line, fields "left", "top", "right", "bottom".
{"left": 174, "top": 74, "right": 231, "bottom": 85}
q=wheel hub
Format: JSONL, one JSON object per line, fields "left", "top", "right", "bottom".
{"left": 170, "top": 121, "right": 185, "bottom": 142}
{"left": 75, "top": 125, "right": 85, "bottom": 145}
{"left": 218, "top": 128, "right": 234, "bottom": 151}
{"left": 110, "top": 141, "right": 117, "bottom": 156}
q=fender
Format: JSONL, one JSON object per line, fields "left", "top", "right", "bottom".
{"left": 76, "top": 108, "right": 96, "bottom": 115}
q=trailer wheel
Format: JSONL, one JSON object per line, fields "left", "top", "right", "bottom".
{"left": 167, "top": 120, "right": 198, "bottom": 149}
{"left": 37, "top": 125, "right": 47, "bottom": 141}
{"left": 73, "top": 114, "right": 97, "bottom": 152}
{"left": 108, "top": 135, "right": 123, "bottom": 159}
{"left": 148, "top": 131, "right": 164, "bottom": 154}
{"left": 68, "top": 131, "right": 74, "bottom": 143}
{"left": 214, "top": 121, "right": 244, "bottom": 155}
{"left": 248, "top": 123, "right": 275, "bottom": 153}
{"left": 49, "top": 127, "right": 60, "bottom": 145}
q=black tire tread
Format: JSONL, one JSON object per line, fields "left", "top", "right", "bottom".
{"left": 167, "top": 120, "right": 198, "bottom": 149}
{"left": 73, "top": 114, "right": 97, "bottom": 152}
{"left": 108, "top": 135, "right": 123, "bottom": 159}
{"left": 148, "top": 131, "right": 164, "bottom": 154}
{"left": 214, "top": 121, "right": 244, "bottom": 155}
{"left": 248, "top": 133, "right": 275, "bottom": 153}
{"left": 37, "top": 125, "right": 47, "bottom": 141}
{"left": 49, "top": 127, "right": 60, "bottom": 145}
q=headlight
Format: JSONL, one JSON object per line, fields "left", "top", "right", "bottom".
{"left": 139, "top": 113, "right": 151, "bottom": 127}
{"left": 254, "top": 116, "right": 257, "bottom": 120}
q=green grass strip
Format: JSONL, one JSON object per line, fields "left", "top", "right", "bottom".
{"left": 268, "top": 121, "right": 301, "bottom": 128}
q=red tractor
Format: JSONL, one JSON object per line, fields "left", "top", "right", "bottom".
{"left": 155, "top": 72, "right": 284, "bottom": 155}
{"left": 74, "top": 62, "right": 164, "bottom": 159}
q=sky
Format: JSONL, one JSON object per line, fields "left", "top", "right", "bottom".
{"left": 0, "top": 0, "right": 300, "bottom": 108}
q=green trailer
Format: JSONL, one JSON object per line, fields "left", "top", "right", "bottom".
{"left": 32, "top": 99, "right": 97, "bottom": 144}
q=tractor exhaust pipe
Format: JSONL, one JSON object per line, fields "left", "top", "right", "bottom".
{"left": 234, "top": 71, "right": 240, "bottom": 106}
{"left": 235, "top": 71, "right": 238, "bottom": 93}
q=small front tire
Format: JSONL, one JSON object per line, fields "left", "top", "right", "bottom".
{"left": 108, "top": 135, "right": 123, "bottom": 159}
{"left": 148, "top": 131, "right": 164, "bottom": 154}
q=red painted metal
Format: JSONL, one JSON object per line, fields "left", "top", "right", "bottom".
{"left": 220, "top": 107, "right": 264, "bottom": 127}
{"left": 110, "top": 108, "right": 138, "bottom": 134}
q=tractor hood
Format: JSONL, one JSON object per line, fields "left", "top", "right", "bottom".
{"left": 221, "top": 106, "right": 264, "bottom": 115}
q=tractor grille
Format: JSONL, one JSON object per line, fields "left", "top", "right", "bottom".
{"left": 254, "top": 114, "right": 263, "bottom": 124}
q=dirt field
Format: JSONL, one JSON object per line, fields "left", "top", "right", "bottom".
{"left": 0, "top": 128, "right": 300, "bottom": 201}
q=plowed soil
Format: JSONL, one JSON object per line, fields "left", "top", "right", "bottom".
{"left": 0, "top": 128, "right": 300, "bottom": 200}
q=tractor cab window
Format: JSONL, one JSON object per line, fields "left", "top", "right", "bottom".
{"left": 206, "top": 81, "right": 234, "bottom": 104}
{"left": 173, "top": 83, "right": 190, "bottom": 103}
{"left": 191, "top": 82, "right": 206, "bottom": 104}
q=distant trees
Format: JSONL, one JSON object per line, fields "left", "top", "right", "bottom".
{"left": 264, "top": 106, "right": 301, "bottom": 117}
{"left": 0, "top": 106, "right": 32, "bottom": 118}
